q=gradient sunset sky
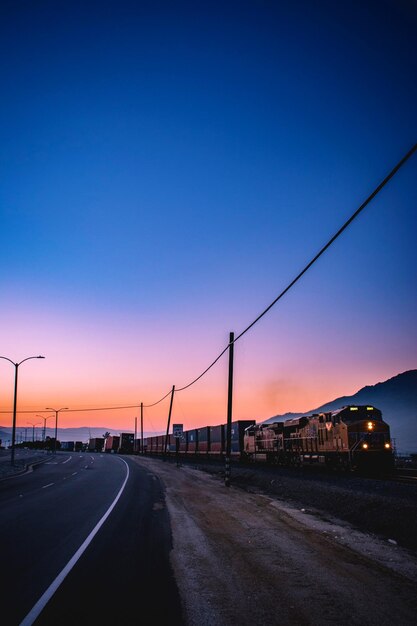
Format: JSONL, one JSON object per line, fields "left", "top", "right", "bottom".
{"left": 1, "top": 0, "right": 416, "bottom": 434}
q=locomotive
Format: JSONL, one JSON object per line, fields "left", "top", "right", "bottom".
{"left": 243, "top": 405, "right": 394, "bottom": 471}
{"left": 142, "top": 405, "right": 393, "bottom": 472}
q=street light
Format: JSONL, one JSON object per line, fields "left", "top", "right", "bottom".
{"left": 36, "top": 415, "right": 52, "bottom": 442}
{"left": 27, "top": 421, "right": 41, "bottom": 444}
{"left": 0, "top": 355, "right": 45, "bottom": 465}
{"left": 45, "top": 407, "right": 69, "bottom": 454}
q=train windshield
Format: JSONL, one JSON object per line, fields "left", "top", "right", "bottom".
{"left": 339, "top": 406, "right": 383, "bottom": 423}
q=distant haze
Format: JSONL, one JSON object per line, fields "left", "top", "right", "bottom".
{"left": 0, "top": 426, "right": 160, "bottom": 446}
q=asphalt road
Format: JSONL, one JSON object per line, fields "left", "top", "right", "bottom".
{"left": 0, "top": 452, "right": 183, "bottom": 625}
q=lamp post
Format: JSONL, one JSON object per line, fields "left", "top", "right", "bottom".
{"left": 45, "top": 407, "right": 68, "bottom": 454}
{"left": 36, "top": 415, "right": 52, "bottom": 442}
{"left": 0, "top": 355, "right": 45, "bottom": 465}
{"left": 27, "top": 421, "right": 41, "bottom": 444}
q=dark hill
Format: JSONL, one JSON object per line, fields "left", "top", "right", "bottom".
{"left": 262, "top": 370, "right": 417, "bottom": 453}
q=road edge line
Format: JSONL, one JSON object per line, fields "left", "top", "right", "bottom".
{"left": 19, "top": 457, "right": 130, "bottom": 626}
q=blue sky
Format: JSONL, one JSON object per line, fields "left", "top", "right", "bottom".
{"left": 0, "top": 0, "right": 416, "bottom": 429}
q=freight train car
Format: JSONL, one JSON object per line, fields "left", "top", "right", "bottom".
{"left": 118, "top": 432, "right": 134, "bottom": 454}
{"left": 104, "top": 435, "right": 120, "bottom": 453}
{"left": 143, "top": 420, "right": 255, "bottom": 458}
{"left": 88, "top": 437, "right": 104, "bottom": 452}
{"left": 243, "top": 405, "right": 393, "bottom": 471}
{"left": 142, "top": 407, "right": 392, "bottom": 472}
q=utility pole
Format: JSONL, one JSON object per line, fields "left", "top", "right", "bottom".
{"left": 225, "top": 332, "right": 234, "bottom": 487}
{"left": 134, "top": 416, "right": 137, "bottom": 453}
{"left": 140, "top": 402, "right": 143, "bottom": 454}
{"left": 164, "top": 386, "right": 175, "bottom": 457}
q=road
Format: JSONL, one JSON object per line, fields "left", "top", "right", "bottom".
{"left": 1, "top": 453, "right": 417, "bottom": 625}
{"left": 0, "top": 452, "right": 182, "bottom": 625}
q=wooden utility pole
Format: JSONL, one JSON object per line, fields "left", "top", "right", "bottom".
{"left": 140, "top": 402, "right": 143, "bottom": 454}
{"left": 164, "top": 385, "right": 175, "bottom": 457}
{"left": 225, "top": 332, "right": 234, "bottom": 487}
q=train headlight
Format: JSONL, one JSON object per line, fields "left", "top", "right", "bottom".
{"left": 367, "top": 422, "right": 374, "bottom": 430}
{"left": 385, "top": 443, "right": 390, "bottom": 449}
{"left": 362, "top": 443, "right": 368, "bottom": 449}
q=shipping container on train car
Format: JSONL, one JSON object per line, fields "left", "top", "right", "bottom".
{"left": 230, "top": 420, "right": 256, "bottom": 455}
{"left": 178, "top": 432, "right": 187, "bottom": 453}
{"left": 88, "top": 437, "right": 104, "bottom": 452}
{"left": 118, "top": 432, "right": 134, "bottom": 454}
{"left": 61, "top": 441, "right": 74, "bottom": 451}
{"left": 104, "top": 435, "right": 120, "bottom": 453}
{"left": 165, "top": 434, "right": 178, "bottom": 453}
{"left": 197, "top": 426, "right": 210, "bottom": 453}
{"left": 209, "top": 424, "right": 225, "bottom": 455}
{"left": 187, "top": 429, "right": 198, "bottom": 454}
{"left": 155, "top": 434, "right": 166, "bottom": 453}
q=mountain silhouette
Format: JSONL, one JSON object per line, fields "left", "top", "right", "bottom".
{"left": 262, "top": 370, "right": 417, "bottom": 454}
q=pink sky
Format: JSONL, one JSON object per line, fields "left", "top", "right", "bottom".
{"left": 1, "top": 297, "right": 414, "bottom": 433}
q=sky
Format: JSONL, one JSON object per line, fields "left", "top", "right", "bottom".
{"left": 0, "top": 0, "right": 416, "bottom": 435}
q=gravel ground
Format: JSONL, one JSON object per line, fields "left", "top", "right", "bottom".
{"left": 134, "top": 456, "right": 417, "bottom": 626}
{"left": 159, "top": 456, "right": 417, "bottom": 551}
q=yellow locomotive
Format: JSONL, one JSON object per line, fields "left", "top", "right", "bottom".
{"left": 243, "top": 405, "right": 393, "bottom": 471}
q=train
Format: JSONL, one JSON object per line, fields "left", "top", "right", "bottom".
{"left": 142, "top": 405, "right": 394, "bottom": 472}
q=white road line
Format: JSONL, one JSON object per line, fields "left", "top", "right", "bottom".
{"left": 61, "top": 456, "right": 72, "bottom": 464}
{"left": 42, "top": 483, "right": 54, "bottom": 489}
{"left": 72, "top": 472, "right": 78, "bottom": 476}
{"left": 20, "top": 458, "right": 130, "bottom": 626}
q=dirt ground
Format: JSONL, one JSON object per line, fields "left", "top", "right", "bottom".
{"left": 133, "top": 456, "right": 417, "bottom": 626}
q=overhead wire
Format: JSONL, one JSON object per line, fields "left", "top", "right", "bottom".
{"left": 173, "top": 141, "right": 417, "bottom": 390}
{"left": 2, "top": 143, "right": 415, "bottom": 415}
{"left": 234, "top": 142, "right": 417, "bottom": 342}
{"left": 143, "top": 389, "right": 173, "bottom": 408}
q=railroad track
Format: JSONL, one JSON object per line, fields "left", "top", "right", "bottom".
{"left": 393, "top": 470, "right": 417, "bottom": 485}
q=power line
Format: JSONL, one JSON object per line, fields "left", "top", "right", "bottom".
{"left": 175, "top": 344, "right": 231, "bottom": 392}
{"left": 174, "top": 141, "right": 417, "bottom": 390}
{"left": 0, "top": 393, "right": 173, "bottom": 413}
{"left": 143, "top": 389, "right": 173, "bottom": 408}
{"left": 2, "top": 143, "right": 415, "bottom": 414}
{"left": 234, "top": 142, "right": 417, "bottom": 341}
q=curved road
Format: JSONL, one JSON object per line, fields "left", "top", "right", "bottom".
{"left": 0, "top": 452, "right": 182, "bottom": 625}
